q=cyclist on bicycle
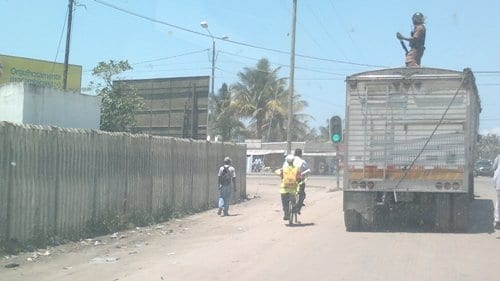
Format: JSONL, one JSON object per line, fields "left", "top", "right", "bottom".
{"left": 290, "top": 149, "right": 311, "bottom": 214}
{"left": 276, "top": 155, "right": 302, "bottom": 220}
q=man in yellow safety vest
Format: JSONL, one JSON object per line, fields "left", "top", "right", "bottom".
{"left": 276, "top": 155, "right": 302, "bottom": 220}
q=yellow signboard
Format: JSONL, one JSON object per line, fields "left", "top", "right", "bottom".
{"left": 0, "top": 54, "right": 82, "bottom": 92}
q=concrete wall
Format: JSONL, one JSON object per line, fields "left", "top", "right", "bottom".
{"left": 0, "top": 121, "right": 247, "bottom": 243}
{"left": 0, "top": 82, "right": 100, "bottom": 129}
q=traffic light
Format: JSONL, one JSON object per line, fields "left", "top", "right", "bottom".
{"left": 329, "top": 116, "right": 342, "bottom": 143}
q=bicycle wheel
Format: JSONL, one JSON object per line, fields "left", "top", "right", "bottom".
{"left": 293, "top": 194, "right": 299, "bottom": 224}
{"left": 288, "top": 195, "right": 294, "bottom": 225}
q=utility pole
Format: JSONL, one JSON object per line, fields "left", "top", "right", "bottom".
{"left": 63, "top": 0, "right": 74, "bottom": 91}
{"left": 209, "top": 39, "right": 215, "bottom": 139}
{"left": 286, "top": 0, "right": 297, "bottom": 154}
{"left": 200, "top": 20, "right": 218, "bottom": 141}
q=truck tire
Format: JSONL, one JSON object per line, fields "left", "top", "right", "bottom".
{"left": 344, "top": 209, "right": 361, "bottom": 232}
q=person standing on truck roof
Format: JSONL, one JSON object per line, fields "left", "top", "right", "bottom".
{"left": 397, "top": 12, "right": 426, "bottom": 67}
{"left": 492, "top": 154, "right": 500, "bottom": 229}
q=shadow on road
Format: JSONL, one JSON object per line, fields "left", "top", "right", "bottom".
{"left": 369, "top": 198, "right": 495, "bottom": 234}
{"left": 223, "top": 214, "right": 242, "bottom": 217}
{"left": 468, "top": 199, "right": 495, "bottom": 234}
{"left": 286, "top": 222, "right": 315, "bottom": 227}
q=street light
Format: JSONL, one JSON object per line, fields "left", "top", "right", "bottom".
{"left": 200, "top": 20, "right": 216, "bottom": 141}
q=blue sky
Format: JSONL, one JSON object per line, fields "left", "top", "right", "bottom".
{"left": 2, "top": 0, "right": 499, "bottom": 134}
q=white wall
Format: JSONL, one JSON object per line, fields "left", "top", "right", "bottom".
{"left": 0, "top": 83, "right": 100, "bottom": 129}
{"left": 0, "top": 83, "right": 24, "bottom": 122}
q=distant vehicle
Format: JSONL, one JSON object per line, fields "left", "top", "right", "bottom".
{"left": 474, "top": 160, "right": 493, "bottom": 177}
{"left": 343, "top": 68, "right": 480, "bottom": 232}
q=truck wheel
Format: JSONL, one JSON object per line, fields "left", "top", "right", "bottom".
{"left": 344, "top": 209, "right": 361, "bottom": 232}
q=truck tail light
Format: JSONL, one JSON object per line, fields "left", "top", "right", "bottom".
{"left": 444, "top": 182, "right": 451, "bottom": 190}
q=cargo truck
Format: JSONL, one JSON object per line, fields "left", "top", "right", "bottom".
{"left": 343, "top": 67, "right": 480, "bottom": 232}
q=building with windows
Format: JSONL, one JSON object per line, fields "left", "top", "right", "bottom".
{"left": 243, "top": 139, "right": 344, "bottom": 175}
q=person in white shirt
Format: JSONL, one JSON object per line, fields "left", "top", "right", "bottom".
{"left": 217, "top": 157, "right": 236, "bottom": 217}
{"left": 492, "top": 154, "right": 500, "bottom": 229}
{"left": 283, "top": 149, "right": 311, "bottom": 214}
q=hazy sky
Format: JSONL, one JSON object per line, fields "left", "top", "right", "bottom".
{"left": 2, "top": 0, "right": 499, "bottom": 134}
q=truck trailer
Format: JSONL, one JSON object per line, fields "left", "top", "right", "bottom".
{"left": 343, "top": 67, "right": 480, "bottom": 232}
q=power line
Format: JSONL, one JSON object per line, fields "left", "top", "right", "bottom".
{"left": 219, "top": 51, "right": 346, "bottom": 76}
{"left": 93, "top": 0, "right": 386, "bottom": 68}
{"left": 91, "top": 1, "right": 500, "bottom": 81}
{"left": 303, "top": 2, "right": 349, "bottom": 61}
{"left": 80, "top": 49, "right": 210, "bottom": 73}
{"left": 328, "top": 0, "right": 366, "bottom": 61}
{"left": 131, "top": 49, "right": 209, "bottom": 66}
{"left": 295, "top": 78, "right": 344, "bottom": 81}
{"left": 93, "top": 0, "right": 210, "bottom": 38}
{"left": 52, "top": 4, "right": 68, "bottom": 74}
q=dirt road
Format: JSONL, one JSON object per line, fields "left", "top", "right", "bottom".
{"left": 1, "top": 175, "right": 499, "bottom": 281}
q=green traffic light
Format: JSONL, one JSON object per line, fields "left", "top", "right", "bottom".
{"left": 330, "top": 115, "right": 342, "bottom": 143}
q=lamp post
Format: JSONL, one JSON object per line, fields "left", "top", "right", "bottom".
{"left": 286, "top": 0, "right": 297, "bottom": 154}
{"left": 200, "top": 21, "right": 216, "bottom": 141}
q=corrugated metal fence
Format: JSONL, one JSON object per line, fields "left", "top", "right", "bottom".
{"left": 0, "top": 121, "right": 246, "bottom": 243}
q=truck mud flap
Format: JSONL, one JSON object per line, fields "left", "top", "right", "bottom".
{"left": 451, "top": 193, "right": 469, "bottom": 232}
{"left": 434, "top": 194, "right": 452, "bottom": 231}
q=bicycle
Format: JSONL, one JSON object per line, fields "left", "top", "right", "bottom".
{"left": 287, "top": 191, "right": 300, "bottom": 225}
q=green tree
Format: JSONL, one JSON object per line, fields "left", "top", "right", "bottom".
{"left": 231, "top": 58, "right": 287, "bottom": 140}
{"left": 282, "top": 95, "right": 311, "bottom": 141}
{"left": 262, "top": 92, "right": 311, "bottom": 141}
{"left": 90, "top": 60, "right": 144, "bottom": 132}
{"left": 212, "top": 83, "right": 246, "bottom": 141}
{"left": 315, "top": 119, "right": 332, "bottom": 142}
{"left": 231, "top": 58, "right": 310, "bottom": 141}
{"left": 477, "top": 134, "right": 500, "bottom": 160}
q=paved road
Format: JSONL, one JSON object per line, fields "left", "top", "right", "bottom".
{"left": 1, "top": 175, "right": 499, "bottom": 281}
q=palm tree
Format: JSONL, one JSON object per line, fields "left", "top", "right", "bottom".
{"left": 316, "top": 119, "right": 331, "bottom": 142}
{"left": 231, "top": 58, "right": 311, "bottom": 141}
{"left": 231, "top": 58, "right": 287, "bottom": 139}
{"left": 212, "top": 83, "right": 246, "bottom": 141}
{"left": 264, "top": 93, "right": 311, "bottom": 141}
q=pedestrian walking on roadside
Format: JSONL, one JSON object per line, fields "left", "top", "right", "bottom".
{"left": 493, "top": 154, "right": 500, "bottom": 229}
{"left": 217, "top": 156, "right": 236, "bottom": 217}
